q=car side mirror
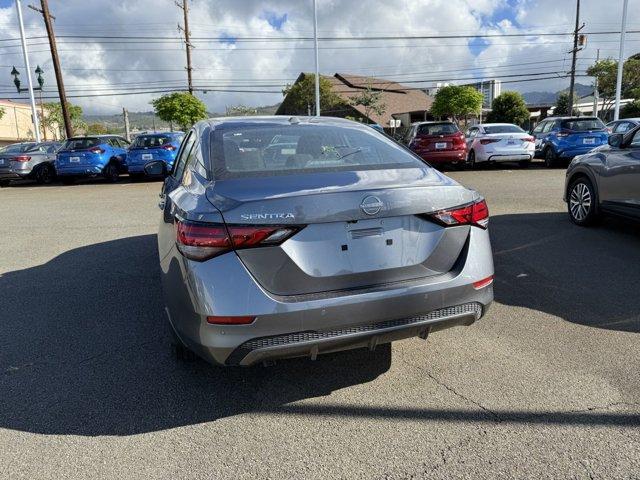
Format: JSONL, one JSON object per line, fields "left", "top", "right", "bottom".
{"left": 608, "top": 133, "right": 623, "bottom": 148}
{"left": 144, "top": 160, "right": 168, "bottom": 177}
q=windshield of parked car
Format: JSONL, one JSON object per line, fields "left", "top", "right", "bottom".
{"left": 417, "top": 123, "right": 458, "bottom": 135}
{"left": 211, "top": 123, "right": 428, "bottom": 179}
{"left": 59, "top": 138, "right": 102, "bottom": 151}
{"left": 561, "top": 118, "right": 606, "bottom": 131}
{"left": 483, "top": 125, "right": 524, "bottom": 134}
{"left": 131, "top": 134, "right": 183, "bottom": 148}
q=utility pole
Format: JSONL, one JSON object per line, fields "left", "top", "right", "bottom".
{"left": 122, "top": 108, "right": 130, "bottom": 141}
{"left": 593, "top": 49, "right": 600, "bottom": 118}
{"left": 33, "top": 0, "right": 72, "bottom": 138}
{"left": 567, "top": 0, "right": 583, "bottom": 117}
{"left": 614, "top": 0, "right": 629, "bottom": 121}
{"left": 15, "top": 0, "right": 41, "bottom": 142}
{"left": 312, "top": 0, "right": 320, "bottom": 116}
{"left": 176, "top": 0, "right": 193, "bottom": 94}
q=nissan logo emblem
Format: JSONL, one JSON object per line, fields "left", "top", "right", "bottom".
{"left": 360, "top": 195, "right": 384, "bottom": 215}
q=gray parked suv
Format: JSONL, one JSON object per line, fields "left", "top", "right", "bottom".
{"left": 0, "top": 141, "right": 61, "bottom": 185}
{"left": 565, "top": 124, "right": 640, "bottom": 225}
{"left": 151, "top": 116, "right": 495, "bottom": 366}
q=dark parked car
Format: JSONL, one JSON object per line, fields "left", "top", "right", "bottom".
{"left": 564, "top": 124, "right": 640, "bottom": 225}
{"left": 606, "top": 117, "right": 640, "bottom": 134}
{"left": 402, "top": 121, "right": 467, "bottom": 166}
{"left": 532, "top": 116, "right": 608, "bottom": 168}
{"left": 0, "top": 141, "right": 60, "bottom": 185}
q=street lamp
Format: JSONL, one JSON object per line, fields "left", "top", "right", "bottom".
{"left": 10, "top": 65, "right": 47, "bottom": 141}
{"left": 11, "top": 65, "right": 44, "bottom": 93}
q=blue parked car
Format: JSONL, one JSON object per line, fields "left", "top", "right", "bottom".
{"left": 126, "top": 132, "right": 184, "bottom": 179}
{"left": 531, "top": 116, "right": 608, "bottom": 168}
{"left": 55, "top": 135, "right": 130, "bottom": 183}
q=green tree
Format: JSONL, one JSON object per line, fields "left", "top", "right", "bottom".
{"left": 430, "top": 85, "right": 483, "bottom": 123}
{"left": 586, "top": 57, "right": 640, "bottom": 117}
{"left": 0, "top": 106, "right": 4, "bottom": 121}
{"left": 280, "top": 74, "right": 343, "bottom": 115}
{"left": 40, "top": 102, "right": 85, "bottom": 139}
{"left": 348, "top": 82, "right": 386, "bottom": 123}
{"left": 151, "top": 92, "right": 208, "bottom": 131}
{"left": 226, "top": 105, "right": 258, "bottom": 116}
{"left": 486, "top": 91, "right": 530, "bottom": 126}
{"left": 622, "top": 99, "right": 640, "bottom": 118}
{"left": 85, "top": 122, "right": 111, "bottom": 135}
{"left": 554, "top": 91, "right": 579, "bottom": 116}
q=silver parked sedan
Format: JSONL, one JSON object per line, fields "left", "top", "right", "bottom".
{"left": 151, "top": 116, "right": 494, "bottom": 366}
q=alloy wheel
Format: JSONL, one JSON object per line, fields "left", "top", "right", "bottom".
{"left": 569, "top": 182, "right": 592, "bottom": 222}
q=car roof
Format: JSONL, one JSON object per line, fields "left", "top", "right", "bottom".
{"left": 411, "top": 121, "right": 455, "bottom": 125}
{"left": 609, "top": 117, "right": 640, "bottom": 123}
{"left": 543, "top": 116, "right": 599, "bottom": 121}
{"left": 477, "top": 123, "right": 520, "bottom": 127}
{"left": 202, "top": 115, "right": 373, "bottom": 129}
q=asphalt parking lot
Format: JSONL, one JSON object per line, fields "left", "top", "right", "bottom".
{"left": 1, "top": 164, "right": 639, "bottom": 479}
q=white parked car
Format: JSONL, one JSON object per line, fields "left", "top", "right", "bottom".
{"left": 465, "top": 123, "right": 535, "bottom": 168}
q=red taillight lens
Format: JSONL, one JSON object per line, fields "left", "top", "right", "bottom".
{"left": 523, "top": 136, "right": 534, "bottom": 143}
{"left": 89, "top": 147, "right": 105, "bottom": 154}
{"left": 161, "top": 144, "right": 176, "bottom": 151}
{"left": 473, "top": 275, "right": 494, "bottom": 289}
{"left": 175, "top": 220, "right": 300, "bottom": 261}
{"left": 480, "top": 138, "right": 500, "bottom": 145}
{"left": 429, "top": 198, "right": 489, "bottom": 229}
{"left": 12, "top": 155, "right": 31, "bottom": 162}
{"left": 206, "top": 315, "right": 255, "bottom": 325}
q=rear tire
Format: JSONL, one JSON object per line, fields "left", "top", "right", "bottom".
{"left": 171, "top": 330, "right": 198, "bottom": 362}
{"left": 544, "top": 147, "right": 557, "bottom": 168}
{"left": 0, "top": 179, "right": 10, "bottom": 187}
{"left": 467, "top": 150, "right": 477, "bottom": 169}
{"left": 35, "top": 163, "right": 55, "bottom": 184}
{"left": 567, "top": 177, "right": 599, "bottom": 226}
{"left": 60, "top": 176, "right": 75, "bottom": 185}
{"left": 519, "top": 160, "right": 530, "bottom": 168}
{"left": 103, "top": 162, "right": 120, "bottom": 183}
{"left": 129, "top": 173, "right": 145, "bottom": 182}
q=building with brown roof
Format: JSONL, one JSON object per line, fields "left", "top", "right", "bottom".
{"left": 276, "top": 73, "right": 434, "bottom": 129}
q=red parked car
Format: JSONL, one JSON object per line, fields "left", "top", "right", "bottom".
{"left": 403, "top": 121, "right": 467, "bottom": 166}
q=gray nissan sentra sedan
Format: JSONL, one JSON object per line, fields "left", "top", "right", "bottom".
{"left": 150, "top": 116, "right": 494, "bottom": 366}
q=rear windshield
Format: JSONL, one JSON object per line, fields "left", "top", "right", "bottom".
{"left": 417, "top": 123, "right": 459, "bottom": 135}
{"left": 1, "top": 143, "right": 33, "bottom": 154}
{"left": 483, "top": 125, "right": 524, "bottom": 134}
{"left": 561, "top": 118, "right": 606, "bottom": 131}
{"left": 132, "top": 134, "right": 183, "bottom": 148}
{"left": 60, "top": 138, "right": 101, "bottom": 151}
{"left": 25, "top": 143, "right": 60, "bottom": 154}
{"left": 210, "top": 123, "right": 427, "bottom": 179}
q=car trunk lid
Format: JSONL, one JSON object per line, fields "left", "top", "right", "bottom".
{"left": 206, "top": 168, "right": 476, "bottom": 296}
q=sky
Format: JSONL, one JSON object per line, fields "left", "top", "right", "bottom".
{"left": 0, "top": 0, "right": 638, "bottom": 115}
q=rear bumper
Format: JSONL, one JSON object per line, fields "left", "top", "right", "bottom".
{"left": 557, "top": 145, "right": 601, "bottom": 158}
{"left": 416, "top": 150, "right": 467, "bottom": 164}
{"left": 55, "top": 165, "right": 103, "bottom": 176}
{"left": 486, "top": 153, "right": 532, "bottom": 162}
{"left": 0, "top": 170, "right": 28, "bottom": 179}
{"left": 161, "top": 224, "right": 494, "bottom": 366}
{"left": 128, "top": 160, "right": 171, "bottom": 174}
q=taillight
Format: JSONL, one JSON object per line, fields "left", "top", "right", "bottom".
{"left": 175, "top": 220, "right": 300, "bottom": 261}
{"left": 89, "top": 147, "right": 105, "bottom": 154}
{"left": 12, "top": 155, "right": 31, "bottom": 162}
{"left": 479, "top": 138, "right": 500, "bottom": 145}
{"left": 523, "top": 136, "right": 534, "bottom": 143}
{"left": 161, "top": 144, "right": 176, "bottom": 151}
{"left": 473, "top": 275, "right": 494, "bottom": 289}
{"left": 556, "top": 130, "right": 572, "bottom": 138}
{"left": 428, "top": 198, "right": 489, "bottom": 229}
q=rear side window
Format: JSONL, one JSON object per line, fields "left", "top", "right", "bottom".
{"left": 172, "top": 131, "right": 196, "bottom": 181}
{"left": 483, "top": 125, "right": 524, "bottom": 134}
{"left": 417, "top": 123, "right": 458, "bottom": 135}
{"left": 60, "top": 138, "right": 101, "bottom": 151}
{"left": 210, "top": 123, "right": 427, "bottom": 180}
{"left": 561, "top": 118, "right": 606, "bottom": 131}
{"left": 132, "top": 135, "right": 174, "bottom": 148}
